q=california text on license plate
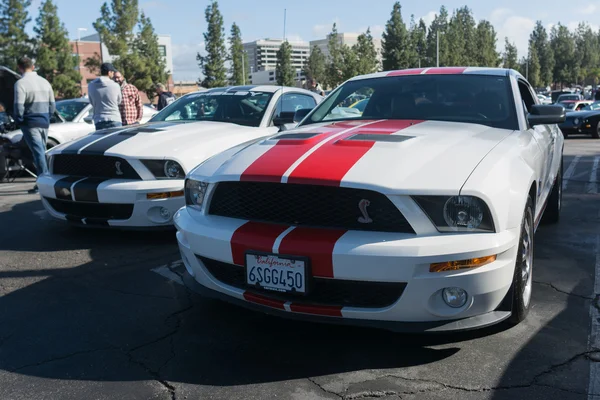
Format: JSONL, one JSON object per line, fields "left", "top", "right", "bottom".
{"left": 245, "top": 253, "right": 306, "bottom": 294}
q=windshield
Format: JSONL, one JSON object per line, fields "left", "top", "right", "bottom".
{"left": 560, "top": 102, "right": 576, "bottom": 110}
{"left": 582, "top": 102, "right": 600, "bottom": 111}
{"left": 56, "top": 100, "right": 88, "bottom": 122}
{"left": 301, "top": 74, "right": 517, "bottom": 130}
{"left": 558, "top": 95, "right": 578, "bottom": 101}
{"left": 149, "top": 91, "right": 274, "bottom": 127}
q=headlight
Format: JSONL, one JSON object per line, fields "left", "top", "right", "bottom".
{"left": 574, "top": 118, "right": 580, "bottom": 125}
{"left": 185, "top": 179, "right": 208, "bottom": 211}
{"left": 413, "top": 195, "right": 495, "bottom": 232}
{"left": 142, "top": 160, "right": 185, "bottom": 179}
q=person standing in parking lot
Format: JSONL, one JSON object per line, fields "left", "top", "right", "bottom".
{"left": 308, "top": 78, "right": 325, "bottom": 96}
{"left": 113, "top": 71, "right": 143, "bottom": 126}
{"left": 13, "top": 56, "right": 55, "bottom": 194}
{"left": 155, "top": 83, "right": 176, "bottom": 111}
{"left": 88, "top": 63, "right": 122, "bottom": 130}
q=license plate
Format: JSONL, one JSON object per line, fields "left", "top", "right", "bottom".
{"left": 245, "top": 253, "right": 306, "bottom": 294}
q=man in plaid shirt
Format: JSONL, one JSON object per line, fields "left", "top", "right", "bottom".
{"left": 114, "top": 71, "right": 143, "bottom": 125}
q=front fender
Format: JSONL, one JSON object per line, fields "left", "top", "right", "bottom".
{"left": 459, "top": 131, "right": 540, "bottom": 232}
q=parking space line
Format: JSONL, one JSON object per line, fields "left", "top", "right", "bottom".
{"left": 586, "top": 156, "right": 600, "bottom": 194}
{"left": 563, "top": 155, "right": 581, "bottom": 191}
{"left": 151, "top": 265, "right": 184, "bottom": 286}
{"left": 588, "top": 235, "right": 600, "bottom": 399}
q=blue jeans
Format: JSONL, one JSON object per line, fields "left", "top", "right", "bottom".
{"left": 95, "top": 121, "right": 122, "bottom": 131}
{"left": 21, "top": 126, "right": 48, "bottom": 176}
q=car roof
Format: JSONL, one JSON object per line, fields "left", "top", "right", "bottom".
{"left": 347, "top": 67, "right": 524, "bottom": 82}
{"left": 184, "top": 85, "right": 317, "bottom": 96}
{"left": 56, "top": 97, "right": 89, "bottom": 103}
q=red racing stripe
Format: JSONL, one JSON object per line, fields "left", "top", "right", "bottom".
{"left": 387, "top": 68, "right": 427, "bottom": 76}
{"left": 424, "top": 67, "right": 468, "bottom": 75}
{"left": 243, "top": 292, "right": 286, "bottom": 310}
{"left": 286, "top": 120, "right": 423, "bottom": 186}
{"left": 290, "top": 303, "right": 343, "bottom": 317}
{"left": 277, "top": 227, "right": 346, "bottom": 278}
{"left": 240, "top": 122, "right": 364, "bottom": 183}
{"left": 230, "top": 222, "right": 290, "bottom": 266}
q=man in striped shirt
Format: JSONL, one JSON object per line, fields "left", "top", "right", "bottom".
{"left": 14, "top": 56, "right": 55, "bottom": 193}
{"left": 114, "top": 71, "right": 143, "bottom": 126}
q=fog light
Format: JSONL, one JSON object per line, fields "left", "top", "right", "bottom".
{"left": 159, "top": 207, "right": 171, "bottom": 219}
{"left": 442, "top": 287, "right": 468, "bottom": 308}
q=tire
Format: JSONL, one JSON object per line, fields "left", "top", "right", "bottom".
{"left": 508, "top": 196, "right": 534, "bottom": 325}
{"left": 541, "top": 158, "right": 562, "bottom": 224}
{"left": 593, "top": 123, "right": 600, "bottom": 139}
{"left": 46, "top": 138, "right": 59, "bottom": 150}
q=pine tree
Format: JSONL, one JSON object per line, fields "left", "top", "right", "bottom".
{"left": 574, "top": 23, "right": 598, "bottom": 85}
{"left": 445, "top": 6, "right": 477, "bottom": 66}
{"left": 228, "top": 23, "right": 247, "bottom": 85}
{"left": 550, "top": 24, "right": 575, "bottom": 87}
{"left": 530, "top": 21, "right": 555, "bottom": 86}
{"left": 34, "top": 0, "right": 81, "bottom": 98}
{"left": 133, "top": 12, "right": 168, "bottom": 98}
{"left": 526, "top": 45, "right": 541, "bottom": 87}
{"left": 425, "top": 6, "right": 449, "bottom": 67}
{"left": 503, "top": 38, "right": 519, "bottom": 70}
{"left": 474, "top": 20, "right": 500, "bottom": 67}
{"left": 93, "top": 0, "right": 138, "bottom": 58}
{"left": 0, "top": 0, "right": 33, "bottom": 70}
{"left": 197, "top": 1, "right": 227, "bottom": 88}
{"left": 340, "top": 45, "right": 358, "bottom": 81}
{"left": 381, "top": 2, "right": 409, "bottom": 70}
{"left": 408, "top": 17, "right": 427, "bottom": 68}
{"left": 352, "top": 28, "right": 378, "bottom": 75}
{"left": 325, "top": 23, "right": 344, "bottom": 88}
{"left": 304, "top": 45, "right": 326, "bottom": 83}
{"left": 276, "top": 40, "right": 295, "bottom": 86}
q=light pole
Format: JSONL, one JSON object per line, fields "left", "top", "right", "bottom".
{"left": 242, "top": 51, "right": 246, "bottom": 85}
{"left": 436, "top": 30, "right": 443, "bottom": 67}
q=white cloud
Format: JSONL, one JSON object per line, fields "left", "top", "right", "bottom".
{"left": 312, "top": 18, "right": 340, "bottom": 38}
{"left": 489, "top": 9, "right": 535, "bottom": 58}
{"left": 171, "top": 42, "right": 205, "bottom": 82}
{"left": 422, "top": 11, "right": 437, "bottom": 27}
{"left": 358, "top": 25, "right": 384, "bottom": 37}
{"left": 576, "top": 3, "right": 598, "bottom": 14}
{"left": 489, "top": 8, "right": 512, "bottom": 24}
{"left": 566, "top": 21, "right": 600, "bottom": 32}
{"left": 286, "top": 34, "right": 305, "bottom": 43}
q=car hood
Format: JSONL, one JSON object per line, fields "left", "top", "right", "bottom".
{"left": 49, "top": 120, "right": 276, "bottom": 170}
{"left": 564, "top": 110, "right": 599, "bottom": 119}
{"left": 190, "top": 119, "right": 513, "bottom": 194}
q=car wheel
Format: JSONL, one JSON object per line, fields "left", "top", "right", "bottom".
{"left": 541, "top": 158, "right": 562, "bottom": 224}
{"left": 593, "top": 123, "right": 600, "bottom": 139}
{"left": 46, "top": 138, "right": 59, "bottom": 149}
{"left": 508, "top": 196, "right": 534, "bottom": 325}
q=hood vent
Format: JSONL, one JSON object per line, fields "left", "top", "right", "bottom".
{"left": 344, "top": 133, "right": 415, "bottom": 143}
{"left": 271, "top": 132, "right": 322, "bottom": 140}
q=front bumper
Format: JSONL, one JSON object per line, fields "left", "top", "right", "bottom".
{"left": 174, "top": 207, "right": 521, "bottom": 331}
{"left": 38, "top": 174, "right": 185, "bottom": 228}
{"left": 559, "top": 125, "right": 593, "bottom": 135}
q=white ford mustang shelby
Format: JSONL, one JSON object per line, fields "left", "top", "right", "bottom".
{"left": 37, "top": 85, "right": 322, "bottom": 228}
{"left": 175, "top": 67, "right": 566, "bottom": 332}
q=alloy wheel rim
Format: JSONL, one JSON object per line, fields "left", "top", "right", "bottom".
{"left": 521, "top": 214, "right": 533, "bottom": 307}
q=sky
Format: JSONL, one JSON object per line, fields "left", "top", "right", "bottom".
{"left": 26, "top": 0, "right": 600, "bottom": 81}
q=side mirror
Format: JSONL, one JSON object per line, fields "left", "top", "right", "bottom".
{"left": 273, "top": 111, "right": 296, "bottom": 127}
{"left": 293, "top": 108, "right": 313, "bottom": 123}
{"left": 527, "top": 104, "right": 566, "bottom": 126}
{"left": 278, "top": 123, "right": 297, "bottom": 132}
{"left": 83, "top": 116, "right": 93, "bottom": 124}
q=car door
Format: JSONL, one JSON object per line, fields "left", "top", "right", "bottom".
{"left": 518, "top": 78, "right": 555, "bottom": 203}
{"left": 269, "top": 92, "right": 318, "bottom": 128}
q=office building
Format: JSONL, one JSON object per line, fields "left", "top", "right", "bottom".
{"left": 243, "top": 39, "right": 310, "bottom": 72}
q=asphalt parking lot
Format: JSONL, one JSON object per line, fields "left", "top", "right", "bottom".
{"left": 0, "top": 137, "right": 599, "bottom": 400}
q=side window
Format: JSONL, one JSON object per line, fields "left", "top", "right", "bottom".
{"left": 272, "top": 93, "right": 317, "bottom": 124}
{"left": 518, "top": 80, "right": 536, "bottom": 114}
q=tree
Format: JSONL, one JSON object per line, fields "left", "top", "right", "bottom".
{"left": 325, "top": 23, "right": 344, "bottom": 88}
{"left": 530, "top": 21, "right": 555, "bottom": 86}
{"left": 276, "top": 40, "right": 295, "bottom": 86}
{"left": 381, "top": 2, "right": 409, "bottom": 70}
{"left": 93, "top": 0, "right": 138, "bottom": 58}
{"left": 197, "top": 1, "right": 227, "bottom": 88}
{"left": 228, "top": 23, "right": 248, "bottom": 85}
{"left": 574, "top": 23, "right": 598, "bottom": 85}
{"left": 0, "top": 0, "right": 32, "bottom": 70}
{"left": 503, "top": 38, "right": 519, "bottom": 70}
{"left": 550, "top": 23, "right": 575, "bottom": 87}
{"left": 425, "top": 6, "right": 449, "bottom": 67}
{"left": 352, "top": 28, "right": 378, "bottom": 75}
{"left": 474, "top": 20, "right": 500, "bottom": 67}
{"left": 34, "top": 0, "right": 81, "bottom": 99}
{"left": 445, "top": 6, "right": 477, "bottom": 66}
{"left": 133, "top": 12, "right": 167, "bottom": 98}
{"left": 408, "top": 17, "right": 427, "bottom": 68}
{"left": 304, "top": 45, "right": 326, "bottom": 83}
{"left": 525, "top": 45, "right": 541, "bottom": 87}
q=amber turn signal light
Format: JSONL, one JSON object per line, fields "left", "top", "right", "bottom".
{"left": 147, "top": 190, "right": 184, "bottom": 200}
{"left": 430, "top": 255, "right": 497, "bottom": 273}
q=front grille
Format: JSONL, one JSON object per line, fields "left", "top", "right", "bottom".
{"left": 199, "top": 256, "right": 406, "bottom": 309}
{"left": 209, "top": 182, "right": 415, "bottom": 233}
{"left": 45, "top": 197, "right": 134, "bottom": 220}
{"left": 52, "top": 154, "right": 141, "bottom": 180}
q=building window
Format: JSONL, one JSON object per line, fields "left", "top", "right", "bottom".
{"left": 158, "top": 45, "right": 167, "bottom": 57}
{"left": 269, "top": 77, "right": 274, "bottom": 81}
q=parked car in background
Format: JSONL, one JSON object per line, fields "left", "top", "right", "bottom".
{"left": 38, "top": 85, "right": 323, "bottom": 228}
{"left": 175, "top": 67, "right": 564, "bottom": 332}
{"left": 558, "top": 100, "right": 592, "bottom": 112}
{"left": 558, "top": 100, "right": 600, "bottom": 138}
{"left": 536, "top": 94, "right": 552, "bottom": 104}
{"left": 555, "top": 93, "right": 583, "bottom": 103}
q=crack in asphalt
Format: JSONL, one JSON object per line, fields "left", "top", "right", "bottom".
{"left": 307, "top": 377, "right": 343, "bottom": 399}
{"left": 533, "top": 280, "right": 593, "bottom": 300}
{"left": 10, "top": 347, "right": 115, "bottom": 373}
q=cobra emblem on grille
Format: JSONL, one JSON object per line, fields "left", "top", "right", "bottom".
{"left": 115, "top": 161, "right": 123, "bottom": 176}
{"left": 357, "top": 199, "right": 373, "bottom": 223}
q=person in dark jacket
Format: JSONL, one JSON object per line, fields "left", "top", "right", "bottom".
{"left": 14, "top": 56, "right": 55, "bottom": 193}
{"left": 155, "top": 83, "right": 176, "bottom": 110}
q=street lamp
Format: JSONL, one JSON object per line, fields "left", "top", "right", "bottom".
{"left": 242, "top": 51, "right": 246, "bottom": 85}
{"left": 436, "top": 30, "right": 445, "bottom": 68}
